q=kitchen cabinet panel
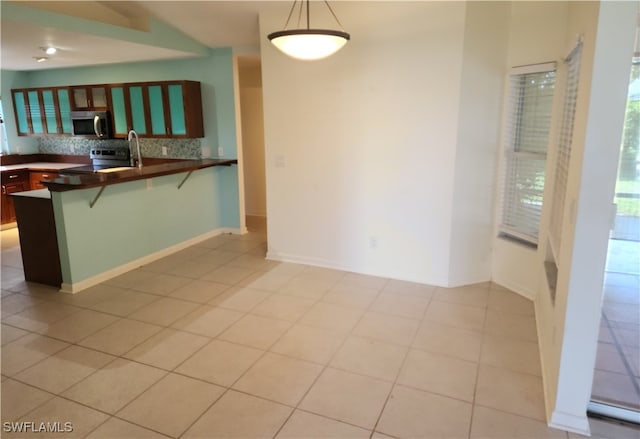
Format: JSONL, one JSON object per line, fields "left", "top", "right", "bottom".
{"left": 110, "top": 87, "right": 128, "bottom": 137}
{"left": 70, "top": 86, "right": 107, "bottom": 110}
{"left": 1, "top": 170, "right": 30, "bottom": 224}
{"left": 30, "top": 171, "right": 59, "bottom": 190}
{"left": 129, "top": 86, "right": 147, "bottom": 135}
{"left": 27, "top": 91, "right": 44, "bottom": 134}
{"left": 168, "top": 84, "right": 186, "bottom": 136}
{"left": 12, "top": 80, "right": 203, "bottom": 139}
{"left": 12, "top": 192, "right": 63, "bottom": 287}
{"left": 148, "top": 85, "right": 167, "bottom": 135}
{"left": 12, "top": 91, "right": 30, "bottom": 135}
{"left": 57, "top": 89, "right": 72, "bottom": 134}
{"left": 108, "top": 81, "right": 203, "bottom": 139}
{"left": 42, "top": 90, "right": 59, "bottom": 134}
{"left": 12, "top": 88, "right": 71, "bottom": 136}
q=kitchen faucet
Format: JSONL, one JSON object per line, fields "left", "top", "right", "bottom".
{"left": 127, "top": 130, "right": 142, "bottom": 168}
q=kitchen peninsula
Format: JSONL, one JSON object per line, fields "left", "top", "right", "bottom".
{"left": 12, "top": 159, "right": 238, "bottom": 293}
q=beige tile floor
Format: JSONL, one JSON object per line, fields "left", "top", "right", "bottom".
{"left": 1, "top": 221, "right": 638, "bottom": 438}
{"left": 592, "top": 269, "right": 640, "bottom": 411}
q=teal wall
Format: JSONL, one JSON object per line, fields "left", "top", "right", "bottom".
{"left": 52, "top": 167, "right": 225, "bottom": 285}
{"left": 1, "top": 70, "right": 38, "bottom": 154}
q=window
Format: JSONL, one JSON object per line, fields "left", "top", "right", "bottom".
{"left": 549, "top": 42, "right": 583, "bottom": 256}
{"left": 499, "top": 63, "right": 557, "bottom": 245}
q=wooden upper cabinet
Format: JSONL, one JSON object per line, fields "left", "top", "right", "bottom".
{"left": 12, "top": 80, "right": 203, "bottom": 139}
{"left": 108, "top": 80, "right": 203, "bottom": 139}
{"left": 12, "top": 88, "right": 72, "bottom": 136}
{"left": 70, "top": 86, "right": 108, "bottom": 110}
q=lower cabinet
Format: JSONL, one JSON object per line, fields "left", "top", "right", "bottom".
{"left": 1, "top": 171, "right": 30, "bottom": 224}
{"left": 30, "top": 171, "right": 59, "bottom": 190}
{"left": 12, "top": 192, "right": 62, "bottom": 287}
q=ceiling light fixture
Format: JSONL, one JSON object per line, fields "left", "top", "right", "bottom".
{"left": 268, "top": 0, "right": 350, "bottom": 61}
{"left": 44, "top": 47, "right": 57, "bottom": 55}
{"left": 34, "top": 57, "right": 48, "bottom": 63}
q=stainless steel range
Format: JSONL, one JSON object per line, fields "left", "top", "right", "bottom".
{"left": 63, "top": 146, "right": 131, "bottom": 173}
{"left": 90, "top": 147, "right": 130, "bottom": 168}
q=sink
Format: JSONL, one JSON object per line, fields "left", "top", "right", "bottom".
{"left": 96, "top": 167, "right": 134, "bottom": 173}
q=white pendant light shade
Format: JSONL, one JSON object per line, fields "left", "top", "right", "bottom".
{"left": 268, "top": 30, "right": 349, "bottom": 60}
{"left": 268, "top": 1, "right": 350, "bottom": 61}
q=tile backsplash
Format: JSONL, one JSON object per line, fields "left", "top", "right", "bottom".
{"left": 39, "top": 137, "right": 202, "bottom": 159}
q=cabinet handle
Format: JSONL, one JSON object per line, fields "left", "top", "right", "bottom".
{"left": 8, "top": 174, "right": 18, "bottom": 179}
{"left": 2, "top": 185, "right": 6, "bottom": 194}
{"left": 42, "top": 174, "right": 49, "bottom": 178}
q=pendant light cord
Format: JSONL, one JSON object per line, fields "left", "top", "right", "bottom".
{"left": 281, "top": 0, "right": 345, "bottom": 31}
{"left": 324, "top": 1, "right": 346, "bottom": 31}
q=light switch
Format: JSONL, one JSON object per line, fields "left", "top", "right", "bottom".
{"left": 274, "top": 154, "right": 286, "bottom": 168}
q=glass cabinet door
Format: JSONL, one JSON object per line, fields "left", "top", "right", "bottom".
{"left": 168, "top": 84, "right": 186, "bottom": 135}
{"left": 57, "top": 89, "right": 72, "bottom": 134}
{"left": 12, "top": 91, "right": 29, "bottom": 135}
{"left": 128, "top": 86, "right": 147, "bottom": 134}
{"left": 148, "top": 85, "right": 166, "bottom": 136}
{"left": 72, "top": 88, "right": 89, "bottom": 109}
{"left": 27, "top": 91, "right": 44, "bottom": 134}
{"left": 91, "top": 87, "right": 107, "bottom": 108}
{"left": 110, "top": 87, "right": 128, "bottom": 136}
{"left": 42, "top": 90, "right": 58, "bottom": 134}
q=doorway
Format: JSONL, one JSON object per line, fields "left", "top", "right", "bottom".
{"left": 590, "top": 57, "right": 640, "bottom": 423}
{"left": 237, "top": 56, "right": 267, "bottom": 234}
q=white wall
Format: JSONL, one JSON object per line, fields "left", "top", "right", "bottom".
{"left": 238, "top": 59, "right": 267, "bottom": 217}
{"left": 491, "top": 1, "right": 569, "bottom": 299}
{"left": 448, "top": 1, "right": 510, "bottom": 286}
{"left": 535, "top": 1, "right": 637, "bottom": 434}
{"left": 261, "top": 2, "right": 511, "bottom": 286}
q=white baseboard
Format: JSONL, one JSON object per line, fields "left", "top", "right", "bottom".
{"left": 492, "top": 277, "right": 537, "bottom": 301}
{"left": 549, "top": 409, "right": 591, "bottom": 436}
{"left": 266, "top": 250, "right": 451, "bottom": 287}
{"left": 60, "top": 228, "right": 242, "bottom": 294}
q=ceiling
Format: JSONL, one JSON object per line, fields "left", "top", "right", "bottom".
{"left": 1, "top": 1, "right": 293, "bottom": 71}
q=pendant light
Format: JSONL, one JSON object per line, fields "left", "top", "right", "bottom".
{"left": 268, "top": 0, "right": 350, "bottom": 61}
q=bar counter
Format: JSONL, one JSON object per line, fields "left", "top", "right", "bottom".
{"left": 43, "top": 159, "right": 238, "bottom": 191}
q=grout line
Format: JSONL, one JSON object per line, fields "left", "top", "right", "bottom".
{"left": 467, "top": 298, "right": 491, "bottom": 438}
{"left": 595, "top": 312, "right": 640, "bottom": 405}
{"left": 2, "top": 228, "right": 562, "bottom": 437}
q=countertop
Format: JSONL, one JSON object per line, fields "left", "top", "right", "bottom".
{"left": 1, "top": 162, "right": 86, "bottom": 172}
{"left": 43, "top": 158, "right": 238, "bottom": 192}
{"left": 11, "top": 189, "right": 51, "bottom": 199}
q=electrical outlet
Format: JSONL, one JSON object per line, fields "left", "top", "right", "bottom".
{"left": 369, "top": 236, "right": 378, "bottom": 249}
{"left": 274, "top": 154, "right": 286, "bottom": 168}
{"left": 217, "top": 147, "right": 224, "bottom": 157}
{"left": 70, "top": 144, "right": 75, "bottom": 153}
{"left": 161, "top": 146, "right": 168, "bottom": 156}
{"left": 201, "top": 147, "right": 211, "bottom": 158}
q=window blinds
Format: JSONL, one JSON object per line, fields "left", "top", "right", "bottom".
{"left": 499, "top": 65, "right": 557, "bottom": 244}
{"left": 549, "top": 42, "right": 583, "bottom": 256}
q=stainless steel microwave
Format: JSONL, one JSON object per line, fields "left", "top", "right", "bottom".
{"left": 70, "top": 111, "right": 112, "bottom": 138}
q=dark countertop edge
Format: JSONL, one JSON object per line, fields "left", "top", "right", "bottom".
{"left": 1, "top": 165, "right": 80, "bottom": 173}
{"left": 0, "top": 153, "right": 91, "bottom": 166}
{"left": 43, "top": 159, "right": 238, "bottom": 192}
{"left": 10, "top": 189, "right": 51, "bottom": 199}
